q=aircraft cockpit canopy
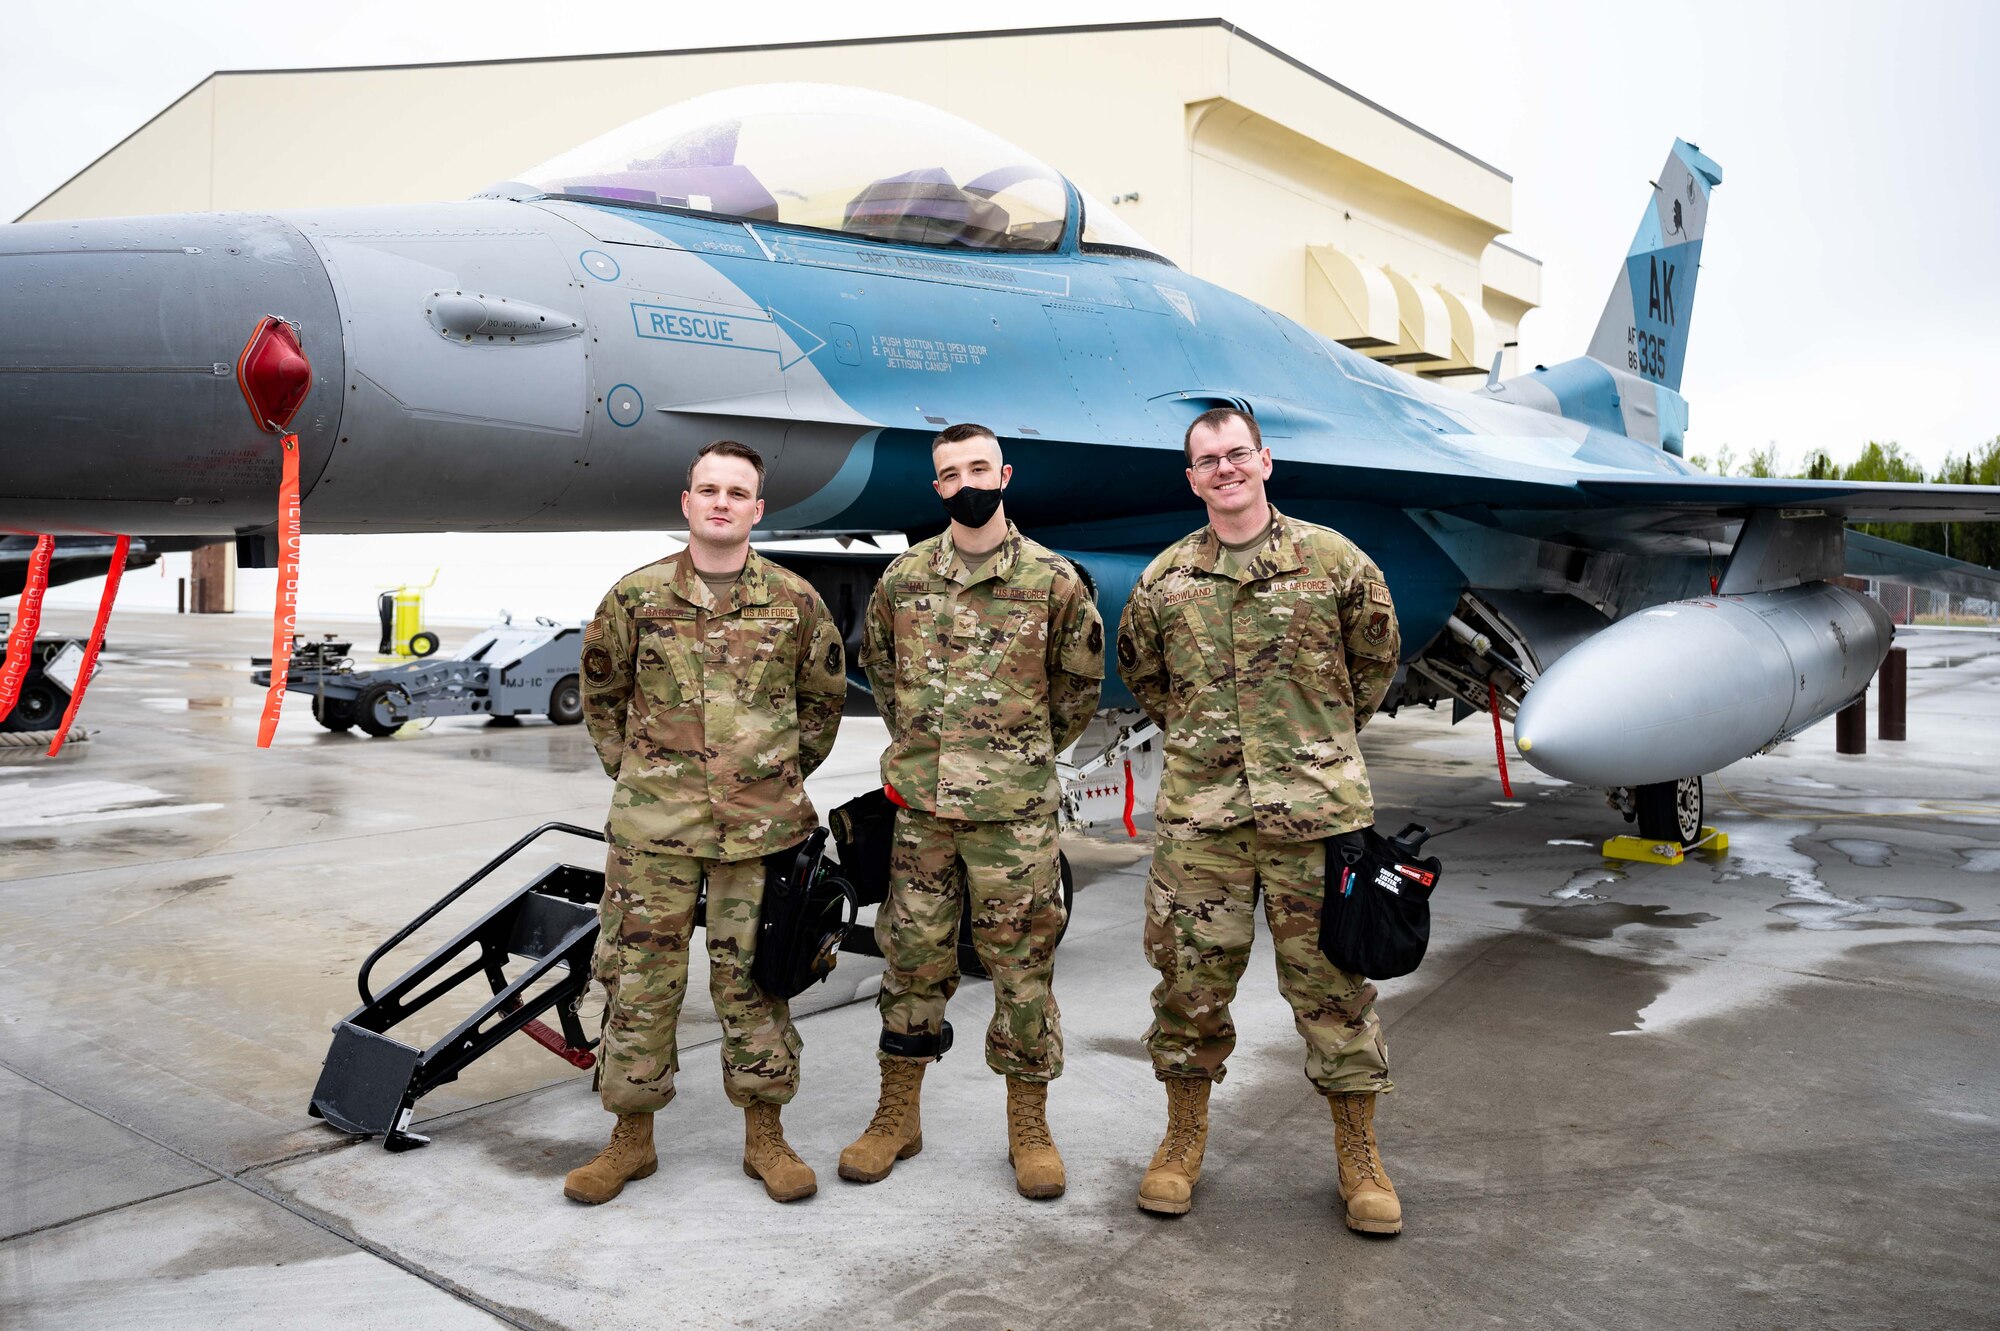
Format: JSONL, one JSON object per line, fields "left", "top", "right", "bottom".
{"left": 520, "top": 84, "right": 1167, "bottom": 261}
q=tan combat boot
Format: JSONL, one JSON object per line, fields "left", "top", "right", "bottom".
{"left": 1137, "top": 1078, "right": 1210, "bottom": 1215}
{"left": 1330, "top": 1091, "right": 1402, "bottom": 1235}
{"left": 1005, "top": 1077, "right": 1066, "bottom": 1200}
{"left": 741, "top": 1101, "right": 818, "bottom": 1202}
{"left": 562, "top": 1112, "right": 657, "bottom": 1204}
{"left": 838, "top": 1057, "right": 927, "bottom": 1183}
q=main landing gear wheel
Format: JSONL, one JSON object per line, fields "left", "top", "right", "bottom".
{"left": 546, "top": 674, "right": 583, "bottom": 726}
{"left": 1636, "top": 775, "right": 1704, "bottom": 846}
{"left": 354, "top": 681, "right": 411, "bottom": 738}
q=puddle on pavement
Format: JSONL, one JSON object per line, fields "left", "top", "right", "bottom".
{"left": 1853, "top": 895, "right": 1960, "bottom": 914}
{"left": 1959, "top": 849, "right": 2000, "bottom": 872}
{"left": 1553, "top": 868, "right": 1622, "bottom": 900}
{"left": 1769, "top": 774, "right": 1842, "bottom": 791}
{"left": 0, "top": 778, "right": 224, "bottom": 829}
{"left": 1500, "top": 899, "right": 1717, "bottom": 940}
{"left": 163, "top": 874, "right": 233, "bottom": 895}
{"left": 1829, "top": 839, "right": 1893, "bottom": 868}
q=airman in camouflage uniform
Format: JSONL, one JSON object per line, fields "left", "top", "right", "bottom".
{"left": 839, "top": 423, "right": 1103, "bottom": 1201}
{"left": 565, "top": 440, "right": 846, "bottom": 1207}
{"left": 1116, "top": 407, "right": 1408, "bottom": 1234}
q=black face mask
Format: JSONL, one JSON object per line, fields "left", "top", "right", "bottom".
{"left": 940, "top": 482, "right": 1005, "bottom": 528}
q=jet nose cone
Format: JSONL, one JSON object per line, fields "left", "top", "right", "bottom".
{"left": 0, "top": 211, "right": 341, "bottom": 534}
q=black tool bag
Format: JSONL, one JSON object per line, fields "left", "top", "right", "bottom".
{"left": 829, "top": 788, "right": 898, "bottom": 909}
{"left": 1318, "top": 823, "right": 1442, "bottom": 980}
{"left": 753, "top": 829, "right": 858, "bottom": 1000}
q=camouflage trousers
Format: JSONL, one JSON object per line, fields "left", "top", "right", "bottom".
{"left": 876, "top": 807, "right": 1067, "bottom": 1081}
{"left": 593, "top": 842, "right": 801, "bottom": 1114}
{"left": 1144, "top": 827, "right": 1392, "bottom": 1095}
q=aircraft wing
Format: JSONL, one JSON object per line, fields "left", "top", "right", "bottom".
{"left": 1843, "top": 531, "right": 2000, "bottom": 596}
{"left": 1572, "top": 476, "right": 2000, "bottom": 523}
{"left": 1391, "top": 471, "right": 2000, "bottom": 563}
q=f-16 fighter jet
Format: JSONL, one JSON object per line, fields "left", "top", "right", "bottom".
{"left": 5, "top": 85, "right": 1998, "bottom": 837}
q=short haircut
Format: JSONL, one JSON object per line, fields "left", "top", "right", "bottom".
{"left": 686, "top": 438, "right": 765, "bottom": 496}
{"left": 1183, "top": 407, "right": 1262, "bottom": 464}
{"left": 932, "top": 422, "right": 999, "bottom": 453}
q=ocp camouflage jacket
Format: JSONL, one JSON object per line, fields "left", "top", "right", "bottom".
{"left": 862, "top": 524, "right": 1104, "bottom": 822}
{"left": 582, "top": 548, "right": 846, "bottom": 862}
{"left": 1116, "top": 507, "right": 1400, "bottom": 842}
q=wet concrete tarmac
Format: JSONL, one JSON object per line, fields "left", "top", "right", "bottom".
{"left": 4, "top": 610, "right": 1998, "bottom": 1328}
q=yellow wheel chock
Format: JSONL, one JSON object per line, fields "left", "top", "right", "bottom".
{"left": 1601, "top": 826, "right": 1729, "bottom": 866}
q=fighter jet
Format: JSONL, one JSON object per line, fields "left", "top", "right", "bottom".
{"left": 4, "top": 84, "right": 1998, "bottom": 841}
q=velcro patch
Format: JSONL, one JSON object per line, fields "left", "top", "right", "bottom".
{"left": 991, "top": 586, "right": 1045, "bottom": 602}
{"left": 1163, "top": 584, "right": 1217, "bottom": 606}
{"left": 636, "top": 607, "right": 696, "bottom": 620}
{"left": 1368, "top": 581, "right": 1393, "bottom": 605}
{"left": 898, "top": 580, "right": 941, "bottom": 593}
{"left": 741, "top": 605, "right": 799, "bottom": 620}
{"left": 584, "top": 619, "right": 605, "bottom": 645}
{"left": 1290, "top": 578, "right": 1334, "bottom": 594}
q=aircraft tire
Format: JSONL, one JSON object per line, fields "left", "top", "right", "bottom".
{"left": 547, "top": 674, "right": 583, "bottom": 726}
{"left": 1636, "top": 775, "right": 1703, "bottom": 846}
{"left": 354, "top": 681, "right": 409, "bottom": 738}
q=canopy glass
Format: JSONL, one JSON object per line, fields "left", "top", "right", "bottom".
{"left": 521, "top": 84, "right": 1167, "bottom": 261}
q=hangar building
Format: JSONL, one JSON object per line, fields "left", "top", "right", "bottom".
{"left": 23, "top": 19, "right": 1540, "bottom": 385}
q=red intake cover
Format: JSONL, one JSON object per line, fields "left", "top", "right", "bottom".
{"left": 236, "top": 317, "right": 311, "bottom": 431}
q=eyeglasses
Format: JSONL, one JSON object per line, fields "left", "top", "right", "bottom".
{"left": 1189, "top": 446, "right": 1261, "bottom": 475}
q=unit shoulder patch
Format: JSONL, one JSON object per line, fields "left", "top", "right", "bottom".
{"left": 1363, "top": 611, "right": 1392, "bottom": 645}
{"left": 583, "top": 645, "right": 615, "bottom": 685}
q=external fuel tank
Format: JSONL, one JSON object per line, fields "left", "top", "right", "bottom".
{"left": 1511, "top": 582, "right": 1893, "bottom": 787}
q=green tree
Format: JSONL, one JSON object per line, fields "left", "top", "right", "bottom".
{"left": 1935, "top": 436, "right": 2000, "bottom": 568}
{"left": 1737, "top": 443, "right": 1780, "bottom": 477}
{"left": 1688, "top": 443, "right": 1737, "bottom": 476}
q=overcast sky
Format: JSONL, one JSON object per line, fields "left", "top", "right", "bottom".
{"left": 10, "top": 0, "right": 1999, "bottom": 618}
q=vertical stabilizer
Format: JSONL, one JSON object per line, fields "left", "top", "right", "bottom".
{"left": 1584, "top": 139, "right": 1723, "bottom": 393}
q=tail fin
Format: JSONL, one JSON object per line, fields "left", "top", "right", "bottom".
{"left": 1584, "top": 139, "right": 1723, "bottom": 393}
